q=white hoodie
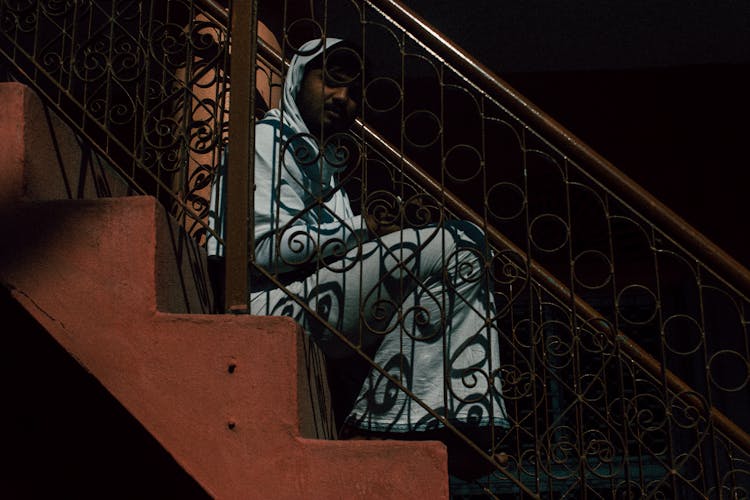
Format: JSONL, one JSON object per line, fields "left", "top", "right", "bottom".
{"left": 253, "top": 38, "right": 367, "bottom": 276}
{"left": 209, "top": 38, "right": 368, "bottom": 278}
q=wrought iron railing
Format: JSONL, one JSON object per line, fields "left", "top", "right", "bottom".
{"left": 2, "top": 0, "right": 749, "bottom": 498}
{"left": 0, "top": 0, "right": 231, "bottom": 244}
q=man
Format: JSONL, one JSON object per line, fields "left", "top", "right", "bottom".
{"left": 216, "top": 37, "right": 508, "bottom": 472}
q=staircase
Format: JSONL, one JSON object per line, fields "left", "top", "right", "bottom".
{"left": 3, "top": 0, "right": 750, "bottom": 496}
{"left": 0, "top": 82, "right": 449, "bottom": 498}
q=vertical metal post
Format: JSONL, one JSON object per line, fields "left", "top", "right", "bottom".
{"left": 224, "top": 0, "right": 259, "bottom": 312}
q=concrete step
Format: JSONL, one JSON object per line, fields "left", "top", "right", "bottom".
{"left": 0, "top": 83, "right": 448, "bottom": 498}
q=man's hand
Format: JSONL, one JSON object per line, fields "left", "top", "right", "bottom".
{"left": 365, "top": 212, "right": 401, "bottom": 237}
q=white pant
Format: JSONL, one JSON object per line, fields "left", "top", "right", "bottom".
{"left": 251, "top": 220, "right": 509, "bottom": 432}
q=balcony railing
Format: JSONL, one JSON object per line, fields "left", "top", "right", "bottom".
{"left": 2, "top": 0, "right": 748, "bottom": 497}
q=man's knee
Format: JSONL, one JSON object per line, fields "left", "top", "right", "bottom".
{"left": 368, "top": 221, "right": 488, "bottom": 285}
{"left": 442, "top": 220, "right": 487, "bottom": 251}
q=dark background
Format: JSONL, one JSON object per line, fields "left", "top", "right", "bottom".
{"left": 398, "top": 0, "right": 750, "bottom": 266}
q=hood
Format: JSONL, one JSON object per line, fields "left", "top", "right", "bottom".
{"left": 279, "top": 37, "right": 345, "bottom": 136}
{"left": 263, "top": 37, "right": 348, "bottom": 189}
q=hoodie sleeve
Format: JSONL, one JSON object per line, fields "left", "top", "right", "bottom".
{"left": 253, "top": 120, "right": 368, "bottom": 275}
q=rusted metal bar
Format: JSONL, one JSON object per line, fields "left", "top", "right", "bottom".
{"left": 224, "top": 0, "right": 259, "bottom": 312}
{"left": 370, "top": 0, "right": 750, "bottom": 298}
{"left": 199, "top": 0, "right": 228, "bottom": 23}
{"left": 360, "top": 121, "right": 750, "bottom": 457}
{"left": 194, "top": 2, "right": 283, "bottom": 76}
{"left": 3, "top": 0, "right": 743, "bottom": 491}
{"left": 209, "top": 2, "right": 750, "bottom": 455}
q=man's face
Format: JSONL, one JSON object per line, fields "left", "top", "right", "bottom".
{"left": 297, "top": 63, "right": 360, "bottom": 137}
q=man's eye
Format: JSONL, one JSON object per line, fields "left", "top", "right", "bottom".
{"left": 327, "top": 74, "right": 351, "bottom": 86}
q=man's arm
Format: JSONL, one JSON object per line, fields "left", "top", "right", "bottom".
{"left": 253, "top": 125, "right": 369, "bottom": 272}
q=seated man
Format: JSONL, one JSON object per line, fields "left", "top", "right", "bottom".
{"left": 213, "top": 37, "right": 508, "bottom": 476}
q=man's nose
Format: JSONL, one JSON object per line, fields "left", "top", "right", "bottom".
{"left": 330, "top": 86, "right": 351, "bottom": 102}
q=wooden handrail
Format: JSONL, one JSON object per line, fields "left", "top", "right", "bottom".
{"left": 359, "top": 122, "right": 750, "bottom": 457}
{"left": 357, "top": 1, "right": 750, "bottom": 452}
{"left": 370, "top": 0, "right": 750, "bottom": 298}
{"left": 195, "top": 0, "right": 750, "bottom": 455}
{"left": 198, "top": 0, "right": 228, "bottom": 23}
{"left": 203, "top": 0, "right": 750, "bottom": 297}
